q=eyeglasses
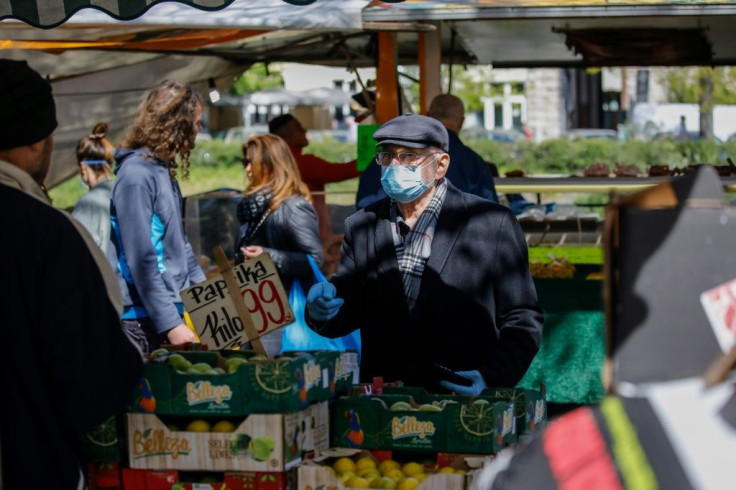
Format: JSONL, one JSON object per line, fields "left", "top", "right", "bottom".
{"left": 241, "top": 157, "right": 251, "bottom": 167}
{"left": 375, "top": 151, "right": 440, "bottom": 167}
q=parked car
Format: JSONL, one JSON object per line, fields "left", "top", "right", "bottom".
{"left": 565, "top": 128, "right": 618, "bottom": 140}
{"left": 461, "top": 127, "right": 527, "bottom": 143}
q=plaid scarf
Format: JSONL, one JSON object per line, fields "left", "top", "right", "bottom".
{"left": 390, "top": 179, "right": 447, "bottom": 309}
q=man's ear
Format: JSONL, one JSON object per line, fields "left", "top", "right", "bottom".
{"left": 26, "top": 139, "right": 45, "bottom": 158}
{"left": 436, "top": 152, "right": 450, "bottom": 179}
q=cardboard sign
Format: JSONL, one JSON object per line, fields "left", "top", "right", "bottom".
{"left": 181, "top": 254, "right": 293, "bottom": 350}
{"left": 700, "top": 277, "right": 736, "bottom": 353}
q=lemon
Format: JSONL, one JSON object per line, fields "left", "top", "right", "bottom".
{"left": 438, "top": 466, "right": 456, "bottom": 474}
{"left": 397, "top": 477, "right": 420, "bottom": 490}
{"left": 356, "top": 468, "right": 380, "bottom": 480}
{"left": 414, "top": 473, "right": 429, "bottom": 483}
{"left": 344, "top": 476, "right": 370, "bottom": 488}
{"left": 186, "top": 419, "right": 212, "bottom": 432}
{"left": 379, "top": 459, "right": 401, "bottom": 476}
{"left": 212, "top": 420, "right": 236, "bottom": 433}
{"left": 338, "top": 471, "right": 355, "bottom": 483}
{"left": 385, "top": 468, "right": 404, "bottom": 481}
{"left": 454, "top": 469, "right": 467, "bottom": 474}
{"left": 374, "top": 476, "right": 398, "bottom": 489}
{"left": 401, "top": 462, "right": 424, "bottom": 478}
{"left": 333, "top": 457, "right": 357, "bottom": 475}
{"left": 355, "top": 456, "right": 377, "bottom": 472}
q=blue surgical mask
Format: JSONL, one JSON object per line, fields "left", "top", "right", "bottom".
{"left": 380, "top": 156, "right": 438, "bottom": 203}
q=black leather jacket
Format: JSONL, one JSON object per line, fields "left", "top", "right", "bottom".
{"left": 235, "top": 196, "right": 324, "bottom": 289}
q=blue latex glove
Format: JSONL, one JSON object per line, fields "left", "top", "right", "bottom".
{"left": 306, "top": 282, "right": 344, "bottom": 322}
{"left": 439, "top": 370, "right": 487, "bottom": 396}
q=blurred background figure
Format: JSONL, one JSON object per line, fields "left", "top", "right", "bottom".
{"left": 427, "top": 94, "right": 499, "bottom": 203}
{"left": 269, "top": 113, "right": 360, "bottom": 243}
{"left": 72, "top": 122, "right": 114, "bottom": 253}
{"left": 235, "top": 133, "right": 323, "bottom": 356}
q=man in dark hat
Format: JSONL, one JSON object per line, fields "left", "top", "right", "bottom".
{"left": 305, "top": 113, "right": 543, "bottom": 394}
{"left": 0, "top": 59, "right": 143, "bottom": 489}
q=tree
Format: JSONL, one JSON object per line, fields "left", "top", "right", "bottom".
{"left": 662, "top": 67, "right": 736, "bottom": 105}
{"left": 229, "top": 63, "right": 285, "bottom": 95}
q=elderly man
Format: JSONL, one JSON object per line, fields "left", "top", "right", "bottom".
{"left": 306, "top": 113, "right": 543, "bottom": 395}
{"left": 0, "top": 59, "right": 143, "bottom": 489}
{"left": 357, "top": 95, "right": 498, "bottom": 209}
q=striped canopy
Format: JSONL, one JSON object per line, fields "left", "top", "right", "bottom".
{"left": 0, "top": 0, "right": 320, "bottom": 29}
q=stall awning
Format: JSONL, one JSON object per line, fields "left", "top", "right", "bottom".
{"left": 0, "top": 0, "right": 324, "bottom": 29}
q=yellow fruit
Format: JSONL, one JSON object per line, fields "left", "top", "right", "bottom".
{"left": 333, "top": 457, "right": 357, "bottom": 474}
{"left": 186, "top": 419, "right": 211, "bottom": 432}
{"left": 374, "top": 476, "right": 398, "bottom": 489}
{"left": 356, "top": 468, "right": 380, "bottom": 480}
{"left": 212, "top": 420, "right": 236, "bottom": 433}
{"left": 454, "top": 469, "right": 467, "bottom": 475}
{"left": 397, "top": 477, "right": 420, "bottom": 490}
{"left": 414, "top": 473, "right": 429, "bottom": 483}
{"left": 344, "top": 476, "right": 370, "bottom": 488}
{"left": 401, "top": 462, "right": 424, "bottom": 478}
{"left": 338, "top": 472, "right": 355, "bottom": 483}
{"left": 438, "top": 466, "right": 455, "bottom": 474}
{"left": 379, "top": 459, "right": 401, "bottom": 476}
{"left": 385, "top": 468, "right": 404, "bottom": 481}
{"left": 355, "top": 456, "right": 377, "bottom": 472}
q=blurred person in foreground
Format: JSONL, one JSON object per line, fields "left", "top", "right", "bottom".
{"left": 109, "top": 80, "right": 206, "bottom": 354}
{"left": 356, "top": 94, "right": 498, "bottom": 209}
{"left": 269, "top": 114, "right": 360, "bottom": 243}
{"left": 72, "top": 122, "right": 115, "bottom": 253}
{"left": 234, "top": 133, "right": 323, "bottom": 356}
{"left": 306, "top": 114, "right": 543, "bottom": 395}
{"left": 0, "top": 59, "right": 143, "bottom": 489}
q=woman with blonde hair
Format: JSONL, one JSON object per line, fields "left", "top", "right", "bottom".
{"left": 235, "top": 133, "right": 323, "bottom": 355}
{"left": 72, "top": 122, "right": 115, "bottom": 253}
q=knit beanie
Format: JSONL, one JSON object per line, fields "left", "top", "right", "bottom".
{"left": 0, "top": 59, "right": 57, "bottom": 150}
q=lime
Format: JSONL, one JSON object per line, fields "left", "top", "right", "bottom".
{"left": 255, "top": 361, "right": 292, "bottom": 394}
{"left": 459, "top": 401, "right": 495, "bottom": 436}
{"left": 86, "top": 418, "right": 118, "bottom": 447}
{"left": 250, "top": 436, "right": 275, "bottom": 461}
{"left": 230, "top": 433, "right": 252, "bottom": 455}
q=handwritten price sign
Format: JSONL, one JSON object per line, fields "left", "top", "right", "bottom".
{"left": 180, "top": 254, "right": 294, "bottom": 350}
{"left": 700, "top": 277, "right": 736, "bottom": 353}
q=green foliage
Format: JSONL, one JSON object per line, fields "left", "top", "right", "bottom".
{"left": 51, "top": 137, "right": 736, "bottom": 212}
{"left": 229, "top": 63, "right": 285, "bottom": 95}
{"left": 662, "top": 67, "right": 736, "bottom": 105}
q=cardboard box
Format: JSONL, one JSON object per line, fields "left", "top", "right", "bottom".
{"left": 88, "top": 462, "right": 122, "bottom": 490}
{"left": 82, "top": 416, "right": 124, "bottom": 462}
{"left": 604, "top": 166, "right": 735, "bottom": 386}
{"left": 478, "top": 388, "right": 547, "bottom": 435}
{"left": 126, "top": 402, "right": 328, "bottom": 471}
{"left": 122, "top": 469, "right": 178, "bottom": 490}
{"left": 297, "top": 464, "right": 464, "bottom": 490}
{"left": 130, "top": 351, "right": 336, "bottom": 416}
{"left": 331, "top": 391, "right": 516, "bottom": 454}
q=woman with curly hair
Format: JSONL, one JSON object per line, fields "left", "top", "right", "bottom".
{"left": 72, "top": 122, "right": 115, "bottom": 253}
{"left": 235, "top": 133, "right": 323, "bottom": 355}
{"left": 108, "top": 80, "right": 206, "bottom": 353}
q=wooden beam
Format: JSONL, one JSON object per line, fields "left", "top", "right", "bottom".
{"left": 375, "top": 31, "right": 400, "bottom": 124}
{"left": 419, "top": 21, "right": 442, "bottom": 114}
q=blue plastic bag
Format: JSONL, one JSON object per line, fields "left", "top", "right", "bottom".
{"left": 280, "top": 255, "right": 361, "bottom": 355}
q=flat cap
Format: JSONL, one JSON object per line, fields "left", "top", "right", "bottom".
{"left": 0, "top": 59, "right": 57, "bottom": 151}
{"left": 374, "top": 113, "right": 449, "bottom": 152}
